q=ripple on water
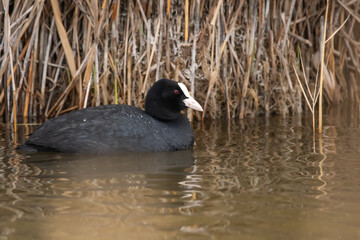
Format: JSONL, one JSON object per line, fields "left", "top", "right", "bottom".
{"left": 0, "top": 116, "right": 360, "bottom": 239}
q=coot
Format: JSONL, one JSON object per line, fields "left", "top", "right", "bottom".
{"left": 17, "top": 79, "right": 203, "bottom": 153}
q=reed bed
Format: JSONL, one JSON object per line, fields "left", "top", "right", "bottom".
{"left": 0, "top": 0, "right": 359, "bottom": 124}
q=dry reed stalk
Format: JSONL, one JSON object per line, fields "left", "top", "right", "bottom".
{"left": 188, "top": 0, "right": 199, "bottom": 121}
{"left": 47, "top": 47, "right": 93, "bottom": 117}
{"left": 185, "top": 0, "right": 189, "bottom": 42}
{"left": 263, "top": 61, "right": 269, "bottom": 116}
{"left": 31, "top": 11, "right": 40, "bottom": 119}
{"left": 142, "top": 20, "right": 161, "bottom": 93}
{"left": 1, "top": 0, "right": 360, "bottom": 123}
{"left": 45, "top": 52, "right": 65, "bottom": 115}
{"left": 50, "top": 0, "right": 77, "bottom": 78}
{"left": 293, "top": 59, "right": 315, "bottom": 133}
{"left": 108, "top": 54, "right": 120, "bottom": 103}
{"left": 201, "top": 21, "right": 217, "bottom": 119}
{"left": 155, "top": 0, "right": 164, "bottom": 81}
{"left": 94, "top": 46, "right": 101, "bottom": 106}
{"left": 338, "top": 0, "right": 360, "bottom": 23}
{"left": 83, "top": 45, "right": 96, "bottom": 108}
{"left": 318, "top": 0, "right": 329, "bottom": 134}
{"left": 203, "top": 0, "right": 243, "bottom": 119}
{"left": 0, "top": 37, "right": 30, "bottom": 104}
{"left": 0, "top": 1, "right": 38, "bottom": 81}
{"left": 211, "top": 0, "right": 223, "bottom": 26}
{"left": 73, "top": 6, "right": 83, "bottom": 108}
{"left": 111, "top": 2, "right": 119, "bottom": 104}
{"left": 280, "top": 0, "right": 296, "bottom": 50}
{"left": 165, "top": 3, "right": 171, "bottom": 74}
{"left": 240, "top": 1, "right": 256, "bottom": 119}
{"left": 122, "top": 0, "right": 130, "bottom": 103}
{"left": 24, "top": 53, "right": 34, "bottom": 118}
{"left": 102, "top": 16, "right": 110, "bottom": 106}
{"left": 166, "top": 0, "right": 171, "bottom": 16}
{"left": 127, "top": 48, "right": 132, "bottom": 105}
{"left": 40, "top": 18, "right": 55, "bottom": 112}
{"left": 294, "top": 0, "right": 348, "bottom": 134}
{"left": 146, "top": 0, "right": 153, "bottom": 18}
{"left": 2, "top": 0, "right": 15, "bottom": 129}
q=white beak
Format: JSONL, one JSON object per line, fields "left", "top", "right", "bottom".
{"left": 178, "top": 82, "right": 203, "bottom": 112}
{"left": 183, "top": 96, "right": 203, "bottom": 112}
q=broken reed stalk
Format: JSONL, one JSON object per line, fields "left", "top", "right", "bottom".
{"left": 0, "top": 1, "right": 359, "bottom": 124}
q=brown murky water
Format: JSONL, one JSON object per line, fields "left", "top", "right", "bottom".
{"left": 1, "top": 109, "right": 360, "bottom": 239}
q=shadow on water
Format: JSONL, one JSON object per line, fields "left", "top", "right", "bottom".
{"left": 23, "top": 150, "right": 195, "bottom": 179}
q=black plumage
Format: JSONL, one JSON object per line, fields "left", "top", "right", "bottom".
{"left": 17, "top": 79, "right": 203, "bottom": 153}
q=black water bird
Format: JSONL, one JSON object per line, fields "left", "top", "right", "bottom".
{"left": 17, "top": 79, "right": 203, "bottom": 153}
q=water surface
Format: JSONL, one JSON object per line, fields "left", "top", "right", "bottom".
{"left": 1, "top": 110, "right": 360, "bottom": 239}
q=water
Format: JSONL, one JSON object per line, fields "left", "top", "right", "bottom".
{"left": 1, "top": 110, "right": 360, "bottom": 239}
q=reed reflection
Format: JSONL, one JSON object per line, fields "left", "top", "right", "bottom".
{"left": 192, "top": 117, "right": 334, "bottom": 198}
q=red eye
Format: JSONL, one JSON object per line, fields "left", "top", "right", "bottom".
{"left": 174, "top": 90, "right": 179, "bottom": 94}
